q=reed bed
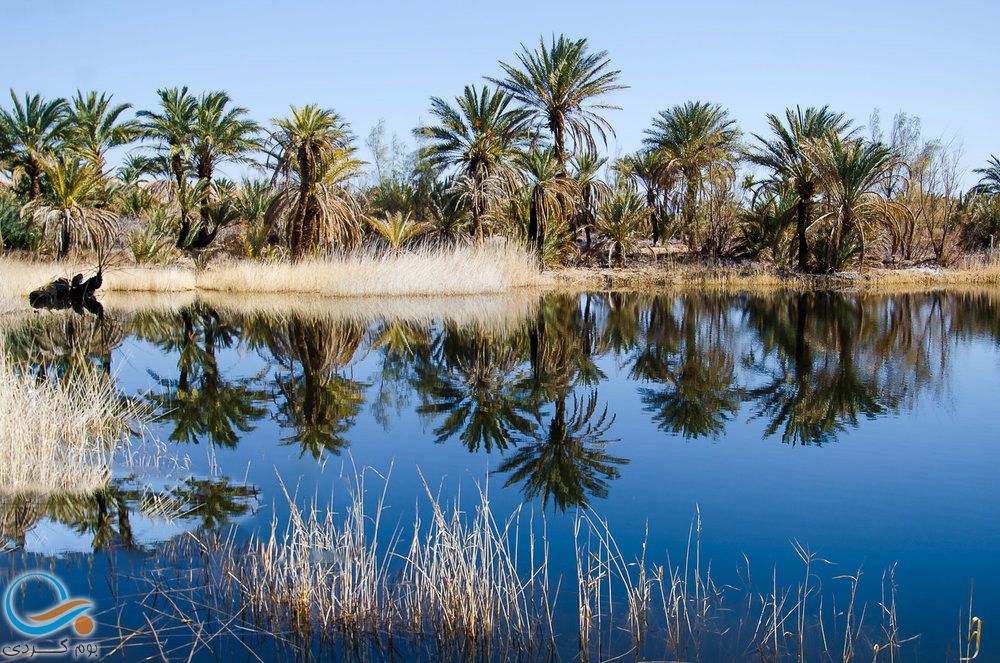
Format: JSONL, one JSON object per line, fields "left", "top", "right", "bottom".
{"left": 197, "top": 241, "right": 543, "bottom": 296}
{"left": 234, "top": 470, "right": 552, "bottom": 658}
{"left": 175, "top": 467, "right": 965, "bottom": 662}
{"left": 0, "top": 346, "right": 138, "bottom": 495}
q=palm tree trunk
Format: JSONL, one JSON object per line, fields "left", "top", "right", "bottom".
{"left": 683, "top": 173, "right": 699, "bottom": 252}
{"left": 648, "top": 188, "right": 659, "bottom": 245}
{"left": 796, "top": 197, "right": 810, "bottom": 272}
{"left": 58, "top": 209, "right": 71, "bottom": 259}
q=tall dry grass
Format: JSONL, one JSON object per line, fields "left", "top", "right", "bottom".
{"left": 235, "top": 470, "right": 551, "bottom": 657}
{"left": 198, "top": 240, "right": 543, "bottom": 297}
{"left": 212, "top": 467, "right": 946, "bottom": 661}
{"left": 0, "top": 242, "right": 543, "bottom": 312}
{"left": 0, "top": 347, "right": 138, "bottom": 495}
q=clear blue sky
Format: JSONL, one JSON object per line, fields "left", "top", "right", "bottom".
{"left": 3, "top": 0, "right": 998, "bottom": 185}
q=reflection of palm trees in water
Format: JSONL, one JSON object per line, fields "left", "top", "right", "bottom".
{"left": 414, "top": 336, "right": 534, "bottom": 452}
{"left": 629, "top": 295, "right": 740, "bottom": 439}
{"left": 143, "top": 305, "right": 270, "bottom": 447}
{"left": 744, "top": 292, "right": 893, "bottom": 445}
{"left": 265, "top": 316, "right": 369, "bottom": 459}
{"left": 0, "top": 477, "right": 257, "bottom": 551}
{"left": 499, "top": 391, "right": 626, "bottom": 511}
{"left": 2, "top": 311, "right": 124, "bottom": 378}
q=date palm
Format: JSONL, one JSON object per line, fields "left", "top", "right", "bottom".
{"left": 137, "top": 86, "right": 198, "bottom": 193}
{"left": 490, "top": 35, "right": 625, "bottom": 172}
{"left": 66, "top": 91, "right": 139, "bottom": 173}
{"left": 0, "top": 91, "right": 70, "bottom": 199}
{"left": 616, "top": 149, "right": 673, "bottom": 244}
{"left": 597, "top": 188, "right": 644, "bottom": 266}
{"left": 808, "top": 133, "right": 900, "bottom": 271}
{"left": 518, "top": 147, "right": 578, "bottom": 261}
{"left": 30, "top": 156, "right": 116, "bottom": 258}
{"left": 644, "top": 101, "right": 740, "bottom": 252}
{"left": 367, "top": 211, "right": 431, "bottom": 252}
{"left": 972, "top": 155, "right": 1000, "bottom": 196}
{"left": 415, "top": 85, "right": 530, "bottom": 240}
{"left": 266, "top": 105, "right": 364, "bottom": 259}
{"left": 747, "top": 106, "right": 852, "bottom": 272}
{"left": 571, "top": 151, "right": 610, "bottom": 245}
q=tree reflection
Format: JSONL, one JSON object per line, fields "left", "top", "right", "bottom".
{"left": 0, "top": 476, "right": 257, "bottom": 551}
{"left": 499, "top": 391, "right": 627, "bottom": 511}
{"left": 263, "top": 315, "right": 369, "bottom": 459}
{"left": 143, "top": 305, "right": 270, "bottom": 447}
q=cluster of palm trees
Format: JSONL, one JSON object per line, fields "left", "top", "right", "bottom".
{"left": 1, "top": 34, "right": 999, "bottom": 270}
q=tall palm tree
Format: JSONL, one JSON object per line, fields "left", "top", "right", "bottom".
{"left": 808, "top": 134, "right": 900, "bottom": 271}
{"left": 29, "top": 156, "right": 116, "bottom": 258}
{"left": 265, "top": 105, "right": 364, "bottom": 259}
{"left": 571, "top": 151, "right": 610, "bottom": 245}
{"left": 66, "top": 91, "right": 139, "bottom": 173}
{"left": 644, "top": 101, "right": 740, "bottom": 252}
{"left": 415, "top": 85, "right": 530, "bottom": 240}
{"left": 136, "top": 86, "right": 198, "bottom": 193}
{"left": 0, "top": 91, "right": 70, "bottom": 199}
{"left": 137, "top": 87, "right": 199, "bottom": 246}
{"left": 972, "top": 155, "right": 1000, "bottom": 196}
{"left": 518, "top": 147, "right": 578, "bottom": 261}
{"left": 747, "top": 106, "right": 852, "bottom": 272}
{"left": 490, "top": 35, "right": 625, "bottom": 172}
{"left": 191, "top": 91, "right": 260, "bottom": 186}
{"left": 190, "top": 91, "right": 260, "bottom": 237}
{"left": 616, "top": 149, "right": 673, "bottom": 244}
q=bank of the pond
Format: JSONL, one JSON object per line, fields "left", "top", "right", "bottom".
{"left": 3, "top": 251, "right": 1000, "bottom": 315}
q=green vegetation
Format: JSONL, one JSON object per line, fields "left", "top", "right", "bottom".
{"left": 1, "top": 35, "right": 999, "bottom": 275}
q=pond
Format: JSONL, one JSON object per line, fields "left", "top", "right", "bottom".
{"left": 1, "top": 289, "right": 997, "bottom": 660}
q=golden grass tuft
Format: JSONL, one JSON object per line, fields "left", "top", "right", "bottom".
{"left": 0, "top": 348, "right": 137, "bottom": 495}
{"left": 197, "top": 240, "right": 543, "bottom": 297}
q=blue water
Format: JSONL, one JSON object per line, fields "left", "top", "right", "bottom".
{"left": 1, "top": 290, "right": 997, "bottom": 660}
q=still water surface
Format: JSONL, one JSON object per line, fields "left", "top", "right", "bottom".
{"left": 1, "top": 289, "right": 998, "bottom": 660}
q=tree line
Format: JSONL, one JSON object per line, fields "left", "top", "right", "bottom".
{"left": 2, "top": 34, "right": 999, "bottom": 271}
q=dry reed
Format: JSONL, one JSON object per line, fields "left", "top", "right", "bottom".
{"left": 0, "top": 345, "right": 139, "bottom": 495}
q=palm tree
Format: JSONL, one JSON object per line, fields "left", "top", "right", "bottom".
{"left": 571, "top": 151, "right": 610, "bottom": 245}
{"left": 747, "top": 106, "right": 852, "bottom": 272}
{"left": 29, "top": 156, "right": 116, "bottom": 258}
{"left": 190, "top": 91, "right": 261, "bottom": 238}
{"left": 644, "top": 101, "right": 740, "bottom": 252}
{"left": 367, "top": 211, "right": 431, "bottom": 252}
{"left": 490, "top": 35, "right": 625, "bottom": 172}
{"left": 0, "top": 91, "right": 70, "bottom": 199}
{"left": 808, "top": 134, "right": 900, "bottom": 271}
{"left": 518, "top": 147, "right": 578, "bottom": 261}
{"left": 136, "top": 86, "right": 198, "bottom": 193}
{"left": 616, "top": 149, "right": 673, "bottom": 244}
{"left": 137, "top": 87, "right": 199, "bottom": 246}
{"left": 415, "top": 85, "right": 530, "bottom": 240}
{"left": 972, "top": 155, "right": 1000, "bottom": 196}
{"left": 266, "top": 105, "right": 364, "bottom": 259}
{"left": 66, "top": 91, "right": 139, "bottom": 173}
{"left": 597, "top": 188, "right": 645, "bottom": 266}
{"left": 233, "top": 178, "right": 278, "bottom": 257}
